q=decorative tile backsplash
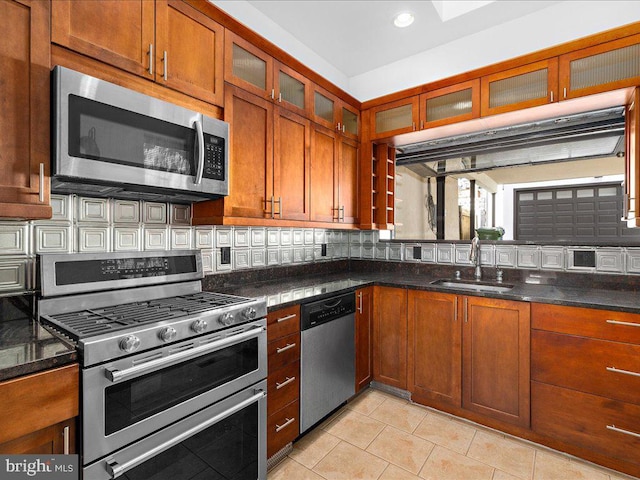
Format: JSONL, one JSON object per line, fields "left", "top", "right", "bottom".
{"left": 2, "top": 194, "right": 640, "bottom": 288}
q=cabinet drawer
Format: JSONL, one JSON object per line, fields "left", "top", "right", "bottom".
{"left": 267, "top": 305, "right": 300, "bottom": 343}
{"left": 268, "top": 333, "right": 300, "bottom": 371}
{"left": 532, "top": 381, "right": 640, "bottom": 467}
{"left": 267, "top": 399, "right": 299, "bottom": 458}
{"left": 532, "top": 330, "right": 640, "bottom": 405}
{"left": 268, "top": 360, "right": 300, "bottom": 417}
{"left": 532, "top": 303, "right": 640, "bottom": 344}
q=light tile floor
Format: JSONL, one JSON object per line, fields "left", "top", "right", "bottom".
{"left": 268, "top": 387, "right": 640, "bottom": 480}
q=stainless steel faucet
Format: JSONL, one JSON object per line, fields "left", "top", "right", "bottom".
{"left": 469, "top": 235, "right": 482, "bottom": 280}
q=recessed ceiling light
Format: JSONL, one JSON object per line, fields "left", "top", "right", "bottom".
{"left": 394, "top": 12, "right": 414, "bottom": 28}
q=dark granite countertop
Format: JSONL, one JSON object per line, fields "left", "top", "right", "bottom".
{"left": 0, "top": 295, "right": 78, "bottom": 382}
{"left": 210, "top": 261, "right": 640, "bottom": 314}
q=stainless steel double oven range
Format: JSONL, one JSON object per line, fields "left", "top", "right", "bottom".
{"left": 38, "top": 250, "right": 267, "bottom": 480}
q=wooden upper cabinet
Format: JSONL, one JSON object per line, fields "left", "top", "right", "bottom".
{"left": 560, "top": 33, "right": 640, "bottom": 100}
{"left": 370, "top": 96, "right": 420, "bottom": 140}
{"left": 310, "top": 123, "right": 338, "bottom": 223}
{"left": 481, "top": 58, "right": 558, "bottom": 116}
{"left": 625, "top": 88, "right": 640, "bottom": 227}
{"left": 340, "top": 102, "right": 360, "bottom": 139}
{"left": 225, "top": 30, "right": 274, "bottom": 100}
{"left": 419, "top": 79, "right": 480, "bottom": 129}
{"left": 0, "top": 0, "right": 52, "bottom": 219}
{"left": 312, "top": 85, "right": 338, "bottom": 131}
{"left": 52, "top": 0, "right": 224, "bottom": 106}
{"left": 275, "top": 62, "right": 311, "bottom": 118}
{"left": 462, "top": 296, "right": 530, "bottom": 428}
{"left": 52, "top": 0, "right": 155, "bottom": 78}
{"left": 337, "top": 137, "right": 360, "bottom": 224}
{"left": 155, "top": 0, "right": 224, "bottom": 106}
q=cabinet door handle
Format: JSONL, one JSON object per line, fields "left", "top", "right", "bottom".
{"left": 607, "top": 366, "right": 640, "bottom": 378}
{"left": 148, "top": 44, "right": 154, "bottom": 76}
{"left": 275, "top": 417, "right": 295, "bottom": 432}
{"left": 606, "top": 319, "right": 640, "bottom": 328}
{"left": 276, "top": 376, "right": 296, "bottom": 389}
{"left": 39, "top": 163, "right": 45, "bottom": 203}
{"left": 412, "top": 122, "right": 416, "bottom": 131}
{"left": 357, "top": 292, "right": 363, "bottom": 314}
{"left": 550, "top": 91, "right": 554, "bottom": 102}
{"left": 276, "top": 343, "right": 296, "bottom": 354}
{"left": 271, "top": 196, "right": 275, "bottom": 219}
{"left": 336, "top": 122, "right": 341, "bottom": 132}
{"left": 63, "top": 425, "right": 70, "bottom": 455}
{"left": 277, "top": 313, "right": 297, "bottom": 323}
{"left": 607, "top": 424, "right": 640, "bottom": 439}
{"left": 563, "top": 87, "right": 567, "bottom": 99}
{"left": 162, "top": 50, "right": 168, "bottom": 80}
{"left": 278, "top": 197, "right": 282, "bottom": 218}
{"left": 463, "top": 297, "right": 468, "bottom": 323}
{"left": 278, "top": 92, "right": 282, "bottom": 103}
{"left": 454, "top": 297, "right": 458, "bottom": 322}
{"left": 271, "top": 89, "right": 275, "bottom": 100}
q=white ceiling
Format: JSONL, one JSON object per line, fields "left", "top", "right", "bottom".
{"left": 243, "top": 0, "right": 560, "bottom": 78}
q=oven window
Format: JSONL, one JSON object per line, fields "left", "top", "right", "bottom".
{"left": 121, "top": 402, "right": 258, "bottom": 480}
{"left": 68, "top": 95, "right": 196, "bottom": 175}
{"left": 105, "top": 338, "right": 258, "bottom": 435}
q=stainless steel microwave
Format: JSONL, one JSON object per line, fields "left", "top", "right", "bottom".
{"left": 52, "top": 66, "right": 228, "bottom": 203}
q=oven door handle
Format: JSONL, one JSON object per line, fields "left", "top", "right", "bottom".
{"left": 105, "top": 325, "right": 265, "bottom": 383}
{"left": 106, "top": 389, "right": 266, "bottom": 479}
{"left": 194, "top": 118, "right": 205, "bottom": 185}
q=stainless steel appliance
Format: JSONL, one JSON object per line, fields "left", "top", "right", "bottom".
{"left": 38, "top": 250, "right": 267, "bottom": 480}
{"left": 52, "top": 66, "right": 229, "bottom": 203}
{"left": 300, "top": 292, "right": 355, "bottom": 433}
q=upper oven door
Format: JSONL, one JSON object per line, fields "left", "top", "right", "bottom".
{"left": 52, "top": 66, "right": 228, "bottom": 197}
{"left": 82, "top": 319, "right": 266, "bottom": 465}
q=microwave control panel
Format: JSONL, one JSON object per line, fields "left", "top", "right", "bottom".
{"left": 203, "top": 134, "right": 225, "bottom": 180}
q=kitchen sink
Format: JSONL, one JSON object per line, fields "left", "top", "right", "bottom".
{"left": 430, "top": 279, "right": 514, "bottom": 293}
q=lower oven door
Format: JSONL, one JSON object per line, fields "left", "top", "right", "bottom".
{"left": 82, "top": 320, "right": 267, "bottom": 465}
{"left": 84, "top": 380, "right": 267, "bottom": 480}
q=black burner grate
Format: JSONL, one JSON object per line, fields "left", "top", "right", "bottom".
{"left": 41, "top": 292, "right": 251, "bottom": 340}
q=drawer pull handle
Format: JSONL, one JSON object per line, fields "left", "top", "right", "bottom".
{"left": 277, "top": 314, "right": 297, "bottom": 323}
{"left": 275, "top": 417, "right": 295, "bottom": 432}
{"left": 276, "top": 343, "right": 296, "bottom": 354}
{"left": 606, "top": 319, "right": 640, "bottom": 328}
{"left": 276, "top": 376, "right": 296, "bottom": 389}
{"left": 606, "top": 366, "right": 640, "bottom": 378}
{"left": 607, "top": 424, "right": 640, "bottom": 439}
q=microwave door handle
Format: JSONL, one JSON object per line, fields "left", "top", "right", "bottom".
{"left": 194, "top": 119, "right": 205, "bottom": 185}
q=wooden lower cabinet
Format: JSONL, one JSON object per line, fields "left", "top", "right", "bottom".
{"left": 355, "top": 287, "right": 373, "bottom": 393}
{"left": 0, "top": 364, "right": 79, "bottom": 454}
{"left": 462, "top": 296, "right": 530, "bottom": 428}
{"left": 408, "top": 290, "right": 461, "bottom": 407}
{"left": 266, "top": 304, "right": 301, "bottom": 458}
{"left": 373, "top": 287, "right": 407, "bottom": 390}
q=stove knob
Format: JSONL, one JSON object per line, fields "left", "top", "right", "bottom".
{"left": 191, "top": 319, "right": 207, "bottom": 334}
{"left": 158, "top": 327, "right": 177, "bottom": 343}
{"left": 243, "top": 307, "right": 257, "bottom": 320}
{"left": 119, "top": 335, "right": 141, "bottom": 353}
{"left": 219, "top": 312, "right": 234, "bottom": 326}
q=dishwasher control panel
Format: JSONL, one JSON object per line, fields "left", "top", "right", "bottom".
{"left": 301, "top": 292, "right": 356, "bottom": 330}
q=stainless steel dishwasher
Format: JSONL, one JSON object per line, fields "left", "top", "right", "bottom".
{"left": 300, "top": 291, "right": 356, "bottom": 433}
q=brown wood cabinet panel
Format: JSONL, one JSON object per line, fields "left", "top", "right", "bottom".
{"left": 408, "top": 290, "right": 462, "bottom": 407}
{"left": 531, "top": 303, "right": 640, "bottom": 344}
{"left": 419, "top": 79, "right": 480, "bottom": 129}
{"left": 369, "top": 97, "right": 419, "bottom": 140}
{"left": 532, "top": 381, "right": 640, "bottom": 469}
{"left": 274, "top": 108, "right": 311, "bottom": 221}
{"left": 310, "top": 124, "right": 338, "bottom": 223}
{"left": 0, "top": 0, "right": 51, "bottom": 219}
{"left": 532, "top": 330, "right": 640, "bottom": 406}
{"left": 221, "top": 85, "right": 273, "bottom": 219}
{"left": 625, "top": 88, "right": 640, "bottom": 227}
{"left": 373, "top": 287, "right": 408, "bottom": 390}
{"left": 355, "top": 287, "right": 373, "bottom": 393}
{"left": 224, "top": 29, "right": 274, "bottom": 100}
{"left": 463, "top": 297, "right": 530, "bottom": 427}
{"left": 267, "top": 360, "right": 300, "bottom": 417}
{"left": 0, "top": 418, "right": 76, "bottom": 455}
{"left": 268, "top": 332, "right": 300, "bottom": 372}
{"left": 267, "top": 304, "right": 300, "bottom": 343}
{"left": 155, "top": 0, "right": 224, "bottom": 106}
{"left": 52, "top": 0, "right": 155, "bottom": 78}
{"left": 267, "top": 399, "right": 299, "bottom": 458}
{"left": 0, "top": 365, "right": 79, "bottom": 446}
{"left": 338, "top": 137, "right": 359, "bottom": 225}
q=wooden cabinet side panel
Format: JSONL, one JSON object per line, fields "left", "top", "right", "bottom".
{"left": 373, "top": 287, "right": 408, "bottom": 390}
{"left": 463, "top": 298, "right": 530, "bottom": 427}
{"left": 339, "top": 137, "right": 360, "bottom": 224}
{"left": 408, "top": 290, "right": 461, "bottom": 406}
{"left": 310, "top": 124, "right": 338, "bottom": 223}
{"left": 0, "top": 365, "right": 79, "bottom": 445}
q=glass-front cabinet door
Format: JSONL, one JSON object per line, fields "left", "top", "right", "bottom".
{"left": 560, "top": 33, "right": 640, "bottom": 100}
{"left": 340, "top": 103, "right": 359, "bottom": 139}
{"left": 419, "top": 79, "right": 480, "bottom": 129}
{"left": 275, "top": 62, "right": 310, "bottom": 117}
{"left": 481, "top": 58, "right": 558, "bottom": 116}
{"left": 369, "top": 97, "right": 419, "bottom": 140}
{"left": 313, "top": 86, "right": 337, "bottom": 130}
{"left": 224, "top": 30, "right": 273, "bottom": 100}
